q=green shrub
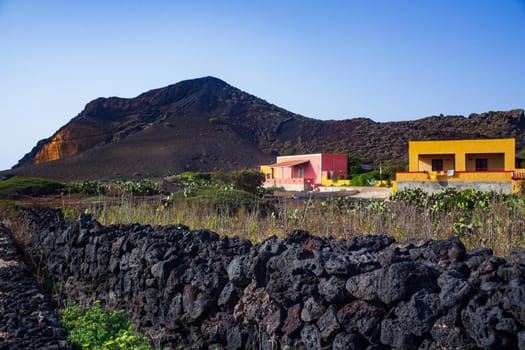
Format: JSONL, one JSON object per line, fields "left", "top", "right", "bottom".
{"left": 67, "top": 179, "right": 163, "bottom": 196}
{"left": 61, "top": 301, "right": 152, "bottom": 350}
{"left": 349, "top": 173, "right": 372, "bottom": 186}
{"left": 392, "top": 188, "right": 495, "bottom": 213}
{"left": 168, "top": 170, "right": 265, "bottom": 195}
{"left": 350, "top": 169, "right": 392, "bottom": 186}
{"left": 172, "top": 172, "right": 214, "bottom": 188}
{"left": 232, "top": 169, "right": 265, "bottom": 195}
{"left": 109, "top": 179, "right": 162, "bottom": 196}
{"left": 210, "top": 171, "right": 234, "bottom": 188}
{"left": 347, "top": 154, "right": 363, "bottom": 176}
{"left": 391, "top": 188, "right": 429, "bottom": 206}
{"left": 66, "top": 180, "right": 109, "bottom": 196}
{"left": 167, "top": 187, "right": 274, "bottom": 216}
{"left": 0, "top": 177, "right": 65, "bottom": 198}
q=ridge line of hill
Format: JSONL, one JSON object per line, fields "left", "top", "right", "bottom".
{"left": 4, "top": 76, "right": 524, "bottom": 181}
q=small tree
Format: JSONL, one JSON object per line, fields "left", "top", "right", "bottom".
{"left": 347, "top": 154, "right": 363, "bottom": 177}
{"left": 233, "top": 169, "right": 265, "bottom": 195}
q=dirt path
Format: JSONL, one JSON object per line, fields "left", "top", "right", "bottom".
{"left": 348, "top": 186, "right": 393, "bottom": 199}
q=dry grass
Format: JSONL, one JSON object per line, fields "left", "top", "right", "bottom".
{"left": 64, "top": 194, "right": 525, "bottom": 256}
{"left": 0, "top": 203, "right": 33, "bottom": 247}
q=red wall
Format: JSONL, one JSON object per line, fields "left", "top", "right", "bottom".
{"left": 321, "top": 154, "right": 348, "bottom": 180}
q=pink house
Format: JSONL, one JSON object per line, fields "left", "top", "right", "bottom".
{"left": 261, "top": 153, "right": 348, "bottom": 191}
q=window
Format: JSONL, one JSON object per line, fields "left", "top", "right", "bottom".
{"left": 475, "top": 159, "right": 488, "bottom": 171}
{"left": 431, "top": 159, "right": 443, "bottom": 171}
{"left": 298, "top": 166, "right": 304, "bottom": 178}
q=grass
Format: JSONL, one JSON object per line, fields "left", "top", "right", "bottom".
{"left": 168, "top": 187, "right": 274, "bottom": 216}
{"left": 1, "top": 177, "right": 523, "bottom": 256}
{"left": 0, "top": 198, "right": 32, "bottom": 245}
{"left": 60, "top": 191, "right": 525, "bottom": 256}
{"left": 0, "top": 199, "right": 20, "bottom": 210}
{"left": 0, "top": 177, "right": 65, "bottom": 198}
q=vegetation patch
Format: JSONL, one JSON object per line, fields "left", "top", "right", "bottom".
{"left": 0, "top": 177, "right": 65, "bottom": 198}
{"left": 66, "top": 179, "right": 163, "bottom": 196}
{"left": 349, "top": 169, "right": 392, "bottom": 186}
{"left": 4, "top": 172, "right": 522, "bottom": 255}
{"left": 167, "top": 187, "right": 274, "bottom": 216}
{"left": 0, "top": 199, "right": 20, "bottom": 210}
{"left": 60, "top": 301, "right": 152, "bottom": 350}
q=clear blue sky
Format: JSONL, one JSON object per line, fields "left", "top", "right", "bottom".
{"left": 1, "top": 0, "right": 524, "bottom": 170}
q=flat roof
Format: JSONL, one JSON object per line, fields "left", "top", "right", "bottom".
{"left": 270, "top": 159, "right": 310, "bottom": 167}
{"left": 409, "top": 138, "right": 515, "bottom": 143}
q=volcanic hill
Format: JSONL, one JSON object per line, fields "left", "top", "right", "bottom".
{"left": 4, "top": 76, "right": 525, "bottom": 181}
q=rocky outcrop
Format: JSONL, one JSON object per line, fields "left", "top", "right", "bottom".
{"left": 8, "top": 208, "right": 522, "bottom": 349}
{"left": 34, "top": 123, "right": 108, "bottom": 164}
{"left": 0, "top": 224, "right": 71, "bottom": 350}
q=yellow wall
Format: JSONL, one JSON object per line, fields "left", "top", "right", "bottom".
{"left": 465, "top": 153, "right": 504, "bottom": 171}
{"left": 321, "top": 176, "right": 351, "bottom": 186}
{"left": 396, "top": 171, "right": 512, "bottom": 182}
{"left": 513, "top": 180, "right": 524, "bottom": 194}
{"left": 260, "top": 165, "right": 273, "bottom": 179}
{"left": 418, "top": 154, "right": 455, "bottom": 172}
{"left": 409, "top": 139, "right": 515, "bottom": 172}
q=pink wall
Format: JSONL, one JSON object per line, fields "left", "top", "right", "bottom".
{"left": 272, "top": 153, "right": 347, "bottom": 185}
{"left": 275, "top": 166, "right": 293, "bottom": 179}
{"left": 275, "top": 154, "right": 321, "bottom": 183}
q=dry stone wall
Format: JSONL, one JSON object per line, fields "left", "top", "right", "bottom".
{"left": 0, "top": 223, "right": 71, "bottom": 350}
{"left": 9, "top": 208, "right": 525, "bottom": 349}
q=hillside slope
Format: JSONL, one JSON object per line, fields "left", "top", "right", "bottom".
{"left": 5, "top": 76, "right": 525, "bottom": 180}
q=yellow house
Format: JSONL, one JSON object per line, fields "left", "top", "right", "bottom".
{"left": 396, "top": 138, "right": 525, "bottom": 194}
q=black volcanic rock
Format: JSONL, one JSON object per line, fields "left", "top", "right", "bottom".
{"left": 6, "top": 76, "right": 525, "bottom": 180}
{"left": 4, "top": 208, "right": 525, "bottom": 349}
{"left": 0, "top": 224, "right": 71, "bottom": 349}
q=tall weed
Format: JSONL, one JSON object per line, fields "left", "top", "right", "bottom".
{"left": 63, "top": 190, "right": 525, "bottom": 256}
